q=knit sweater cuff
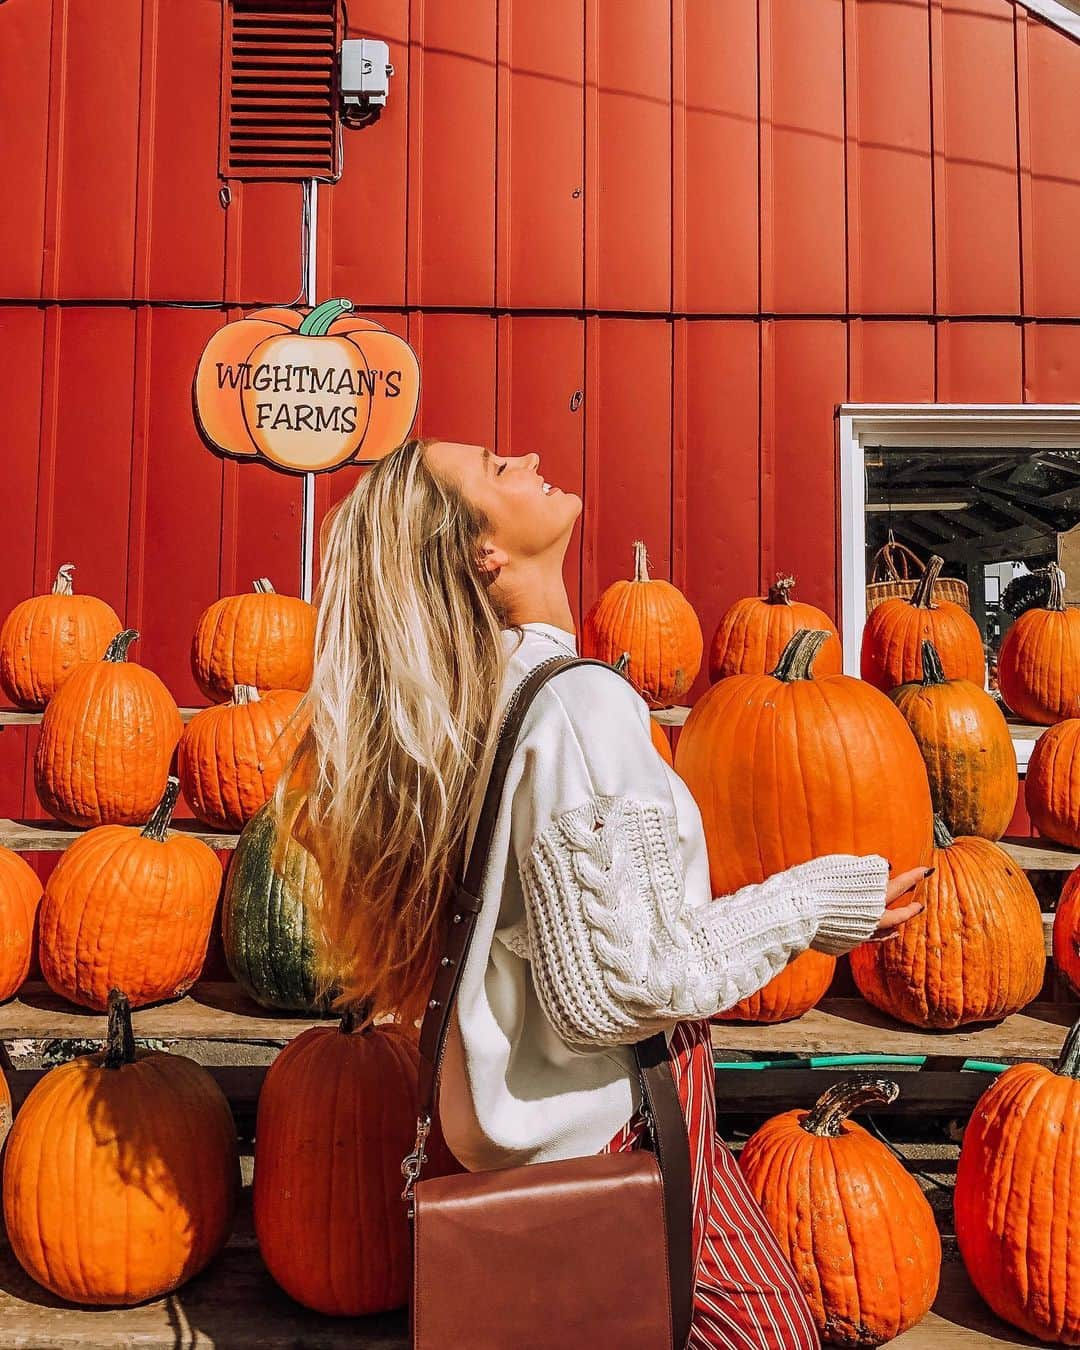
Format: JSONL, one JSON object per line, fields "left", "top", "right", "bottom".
{"left": 803, "top": 854, "right": 890, "bottom": 956}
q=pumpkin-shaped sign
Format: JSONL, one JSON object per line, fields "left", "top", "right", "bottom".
{"left": 194, "top": 299, "right": 420, "bottom": 473}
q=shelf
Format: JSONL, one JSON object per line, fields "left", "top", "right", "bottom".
{"left": 1000, "top": 836, "right": 1079, "bottom": 871}
{"left": 651, "top": 705, "right": 690, "bottom": 726}
{"left": 0, "top": 817, "right": 240, "bottom": 851}
{"left": 0, "top": 706, "right": 206, "bottom": 725}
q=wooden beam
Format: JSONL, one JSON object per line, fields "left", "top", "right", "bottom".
{"left": 0, "top": 819, "right": 240, "bottom": 851}
{"left": 713, "top": 1068, "right": 988, "bottom": 1115}
{"left": 0, "top": 707, "right": 206, "bottom": 727}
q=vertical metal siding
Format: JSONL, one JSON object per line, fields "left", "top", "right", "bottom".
{"left": 937, "top": 320, "right": 1024, "bottom": 401}
{"left": 0, "top": 2, "right": 52, "bottom": 300}
{"left": 849, "top": 321, "right": 937, "bottom": 402}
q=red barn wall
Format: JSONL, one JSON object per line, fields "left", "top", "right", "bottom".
{"left": 2, "top": 0, "right": 1080, "bottom": 822}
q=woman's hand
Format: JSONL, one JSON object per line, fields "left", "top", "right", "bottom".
{"left": 866, "top": 866, "right": 933, "bottom": 942}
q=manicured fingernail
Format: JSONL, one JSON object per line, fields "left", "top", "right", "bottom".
{"left": 923, "top": 867, "right": 935, "bottom": 877}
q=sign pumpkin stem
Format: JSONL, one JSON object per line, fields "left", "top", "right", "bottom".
{"left": 298, "top": 298, "right": 353, "bottom": 337}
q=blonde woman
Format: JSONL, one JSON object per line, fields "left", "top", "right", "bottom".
{"left": 292, "top": 436, "right": 927, "bottom": 1350}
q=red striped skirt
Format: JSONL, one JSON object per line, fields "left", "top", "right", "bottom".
{"left": 604, "top": 1020, "right": 820, "bottom": 1350}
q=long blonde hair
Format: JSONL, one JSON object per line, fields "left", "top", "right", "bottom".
{"left": 283, "top": 438, "right": 508, "bottom": 1024}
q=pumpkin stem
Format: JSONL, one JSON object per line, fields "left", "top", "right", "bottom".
{"left": 233, "top": 684, "right": 260, "bottom": 705}
{"left": 766, "top": 575, "right": 796, "bottom": 606}
{"left": 253, "top": 577, "right": 276, "bottom": 595}
{"left": 339, "top": 1001, "right": 373, "bottom": 1034}
{"left": 104, "top": 629, "right": 139, "bottom": 663}
{"left": 920, "top": 640, "right": 947, "bottom": 687}
{"left": 771, "top": 629, "right": 832, "bottom": 682}
{"left": 911, "top": 555, "right": 945, "bottom": 610}
{"left": 613, "top": 651, "right": 631, "bottom": 677}
{"left": 932, "top": 814, "right": 955, "bottom": 849}
{"left": 1055, "top": 1017, "right": 1080, "bottom": 1079}
{"left": 632, "top": 540, "right": 651, "bottom": 583}
{"left": 51, "top": 563, "right": 76, "bottom": 596}
{"left": 800, "top": 1075, "right": 900, "bottom": 1137}
{"left": 298, "top": 298, "right": 353, "bottom": 337}
{"left": 1045, "top": 564, "right": 1067, "bottom": 613}
{"left": 103, "top": 990, "right": 136, "bottom": 1070}
{"left": 142, "top": 776, "right": 181, "bottom": 842}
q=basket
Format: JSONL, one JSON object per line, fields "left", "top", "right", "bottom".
{"left": 867, "top": 533, "right": 970, "bottom": 613}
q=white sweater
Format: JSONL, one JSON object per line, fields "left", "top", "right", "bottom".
{"left": 438, "top": 623, "right": 889, "bottom": 1172}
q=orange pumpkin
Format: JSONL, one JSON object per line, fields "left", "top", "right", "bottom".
{"left": 708, "top": 575, "right": 842, "bottom": 682}
{"left": 3, "top": 990, "right": 239, "bottom": 1305}
{"left": 740, "top": 1076, "right": 941, "bottom": 1347}
{"left": 955, "top": 1018, "right": 1080, "bottom": 1344}
{"left": 582, "top": 542, "right": 703, "bottom": 707}
{"left": 889, "top": 640, "right": 1017, "bottom": 839}
{"left": 850, "top": 817, "right": 1044, "bottom": 1028}
{"left": 0, "top": 1065, "right": 10, "bottom": 1158}
{"left": 191, "top": 576, "right": 315, "bottom": 703}
{"left": 0, "top": 847, "right": 42, "bottom": 1003}
{"left": 179, "top": 684, "right": 305, "bottom": 830}
{"left": 0, "top": 563, "right": 121, "bottom": 709}
{"left": 34, "top": 629, "right": 182, "bottom": 828}
{"left": 650, "top": 719, "right": 673, "bottom": 766}
{"left": 1053, "top": 866, "right": 1080, "bottom": 997}
{"left": 1025, "top": 718, "right": 1080, "bottom": 849}
{"left": 998, "top": 564, "right": 1080, "bottom": 724}
{"left": 38, "top": 778, "right": 222, "bottom": 1011}
{"left": 861, "top": 555, "right": 985, "bottom": 691}
{"left": 194, "top": 299, "right": 420, "bottom": 473}
{"left": 713, "top": 950, "right": 835, "bottom": 1025}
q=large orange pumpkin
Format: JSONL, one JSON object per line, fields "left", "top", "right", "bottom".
{"left": 861, "top": 555, "right": 985, "bottom": 691}
{"left": 955, "top": 1018, "right": 1080, "bottom": 1344}
{"left": 850, "top": 817, "right": 1044, "bottom": 1028}
{"left": 34, "top": 629, "right": 182, "bottom": 827}
{"left": 998, "top": 564, "right": 1080, "bottom": 724}
{"left": 38, "top": 778, "right": 222, "bottom": 1011}
{"left": 708, "top": 575, "right": 842, "bottom": 683}
{"left": 1025, "top": 718, "right": 1080, "bottom": 849}
{"left": 178, "top": 684, "right": 305, "bottom": 830}
{"left": 194, "top": 299, "right": 420, "bottom": 472}
{"left": 713, "top": 950, "right": 835, "bottom": 1025}
{"left": 740, "top": 1076, "right": 941, "bottom": 1346}
{"left": 0, "top": 563, "right": 121, "bottom": 709}
{"left": 0, "top": 847, "right": 43, "bottom": 1003}
{"left": 191, "top": 577, "right": 315, "bottom": 703}
{"left": 889, "top": 640, "right": 1017, "bottom": 839}
{"left": 650, "top": 719, "right": 673, "bottom": 766}
{"left": 582, "top": 542, "right": 703, "bottom": 706}
{"left": 3, "top": 990, "right": 239, "bottom": 1305}
{"left": 1053, "top": 866, "right": 1080, "bottom": 997}
{"left": 253, "top": 1011, "right": 425, "bottom": 1315}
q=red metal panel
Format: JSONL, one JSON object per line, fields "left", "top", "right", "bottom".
{"left": 759, "top": 0, "right": 847, "bottom": 315}
{"left": 1018, "top": 13, "right": 1080, "bottom": 318}
{"left": 761, "top": 320, "right": 848, "bottom": 618}
{"left": 584, "top": 0, "right": 671, "bottom": 313}
{"left": 138, "top": 0, "right": 227, "bottom": 302}
{"left": 930, "top": 0, "right": 1021, "bottom": 315}
{"left": 673, "top": 0, "right": 757, "bottom": 314}
{"left": 46, "top": 0, "right": 142, "bottom": 300}
{"left": 849, "top": 321, "right": 936, "bottom": 402}
{"left": 844, "top": 0, "right": 934, "bottom": 315}
{"left": 936, "top": 321, "right": 1023, "bottom": 402}
{"left": 496, "top": 316, "right": 586, "bottom": 622}
{"left": 320, "top": 0, "right": 410, "bottom": 308}
{"left": 406, "top": 0, "right": 497, "bottom": 308}
{"left": 675, "top": 320, "right": 760, "bottom": 700}
{"left": 0, "top": 1, "right": 52, "bottom": 298}
{"left": 409, "top": 313, "right": 497, "bottom": 448}
{"left": 582, "top": 318, "right": 672, "bottom": 607}
{"left": 1024, "top": 323, "right": 1080, "bottom": 402}
{"left": 496, "top": 0, "right": 585, "bottom": 309}
{"left": 228, "top": 179, "right": 308, "bottom": 305}
{"left": 221, "top": 455, "right": 304, "bottom": 602}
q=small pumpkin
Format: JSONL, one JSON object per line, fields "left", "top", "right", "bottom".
{"left": 191, "top": 577, "right": 315, "bottom": 703}
{"left": 861, "top": 555, "right": 985, "bottom": 691}
{"left": 38, "top": 778, "right": 222, "bottom": 1011}
{"left": 713, "top": 950, "right": 835, "bottom": 1025}
{"left": 222, "top": 796, "right": 331, "bottom": 1012}
{"left": 998, "top": 564, "right": 1080, "bottom": 724}
{"left": 3, "top": 990, "right": 239, "bottom": 1305}
{"left": 582, "top": 542, "right": 703, "bottom": 707}
{"left": 889, "top": 640, "right": 1017, "bottom": 839}
{"left": 179, "top": 684, "right": 305, "bottom": 831}
{"left": 650, "top": 720, "right": 673, "bottom": 766}
{"left": 955, "top": 1017, "right": 1080, "bottom": 1344}
{"left": 708, "top": 575, "right": 842, "bottom": 683}
{"left": 850, "top": 817, "right": 1044, "bottom": 1028}
{"left": 1025, "top": 718, "right": 1080, "bottom": 849}
{"left": 0, "top": 847, "right": 43, "bottom": 1003}
{"left": 1053, "top": 866, "right": 1080, "bottom": 997}
{"left": 0, "top": 563, "right": 122, "bottom": 709}
{"left": 34, "top": 629, "right": 182, "bottom": 827}
{"left": 740, "top": 1076, "right": 941, "bottom": 1347}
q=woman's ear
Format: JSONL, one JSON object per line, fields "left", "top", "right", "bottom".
{"left": 477, "top": 542, "right": 511, "bottom": 575}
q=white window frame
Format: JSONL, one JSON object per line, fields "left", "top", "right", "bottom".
{"left": 1019, "top": 0, "right": 1080, "bottom": 41}
{"left": 837, "top": 403, "right": 1080, "bottom": 768}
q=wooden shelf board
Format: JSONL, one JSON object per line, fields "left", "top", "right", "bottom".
{"left": 711, "top": 998, "right": 1075, "bottom": 1060}
{"left": 0, "top": 984, "right": 332, "bottom": 1043}
{"left": 0, "top": 818, "right": 239, "bottom": 851}
{"left": 1000, "top": 836, "right": 1079, "bottom": 871}
{"left": 650, "top": 705, "right": 690, "bottom": 726}
{"left": 713, "top": 1068, "right": 990, "bottom": 1115}
{"left": 0, "top": 706, "right": 205, "bottom": 726}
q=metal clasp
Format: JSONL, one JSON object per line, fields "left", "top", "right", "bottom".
{"left": 401, "top": 1113, "right": 432, "bottom": 1204}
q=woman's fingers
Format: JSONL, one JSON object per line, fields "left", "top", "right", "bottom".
{"left": 885, "top": 866, "right": 933, "bottom": 907}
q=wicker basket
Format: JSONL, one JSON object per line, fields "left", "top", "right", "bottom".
{"left": 866, "top": 533, "right": 970, "bottom": 613}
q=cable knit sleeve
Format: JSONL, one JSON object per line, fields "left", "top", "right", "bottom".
{"left": 510, "top": 665, "right": 889, "bottom": 1049}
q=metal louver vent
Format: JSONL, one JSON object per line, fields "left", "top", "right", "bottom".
{"left": 221, "top": 0, "right": 340, "bottom": 180}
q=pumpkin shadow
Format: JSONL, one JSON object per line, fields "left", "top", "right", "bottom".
{"left": 932, "top": 1262, "right": 1049, "bottom": 1347}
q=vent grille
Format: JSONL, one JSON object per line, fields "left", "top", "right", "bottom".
{"left": 222, "top": 1, "right": 340, "bottom": 180}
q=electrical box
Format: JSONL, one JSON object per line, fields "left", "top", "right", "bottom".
{"left": 340, "top": 39, "right": 394, "bottom": 111}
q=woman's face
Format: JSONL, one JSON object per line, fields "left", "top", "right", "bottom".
{"left": 425, "top": 440, "right": 581, "bottom": 568}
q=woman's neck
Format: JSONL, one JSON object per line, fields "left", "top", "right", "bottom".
{"left": 498, "top": 563, "right": 576, "bottom": 635}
